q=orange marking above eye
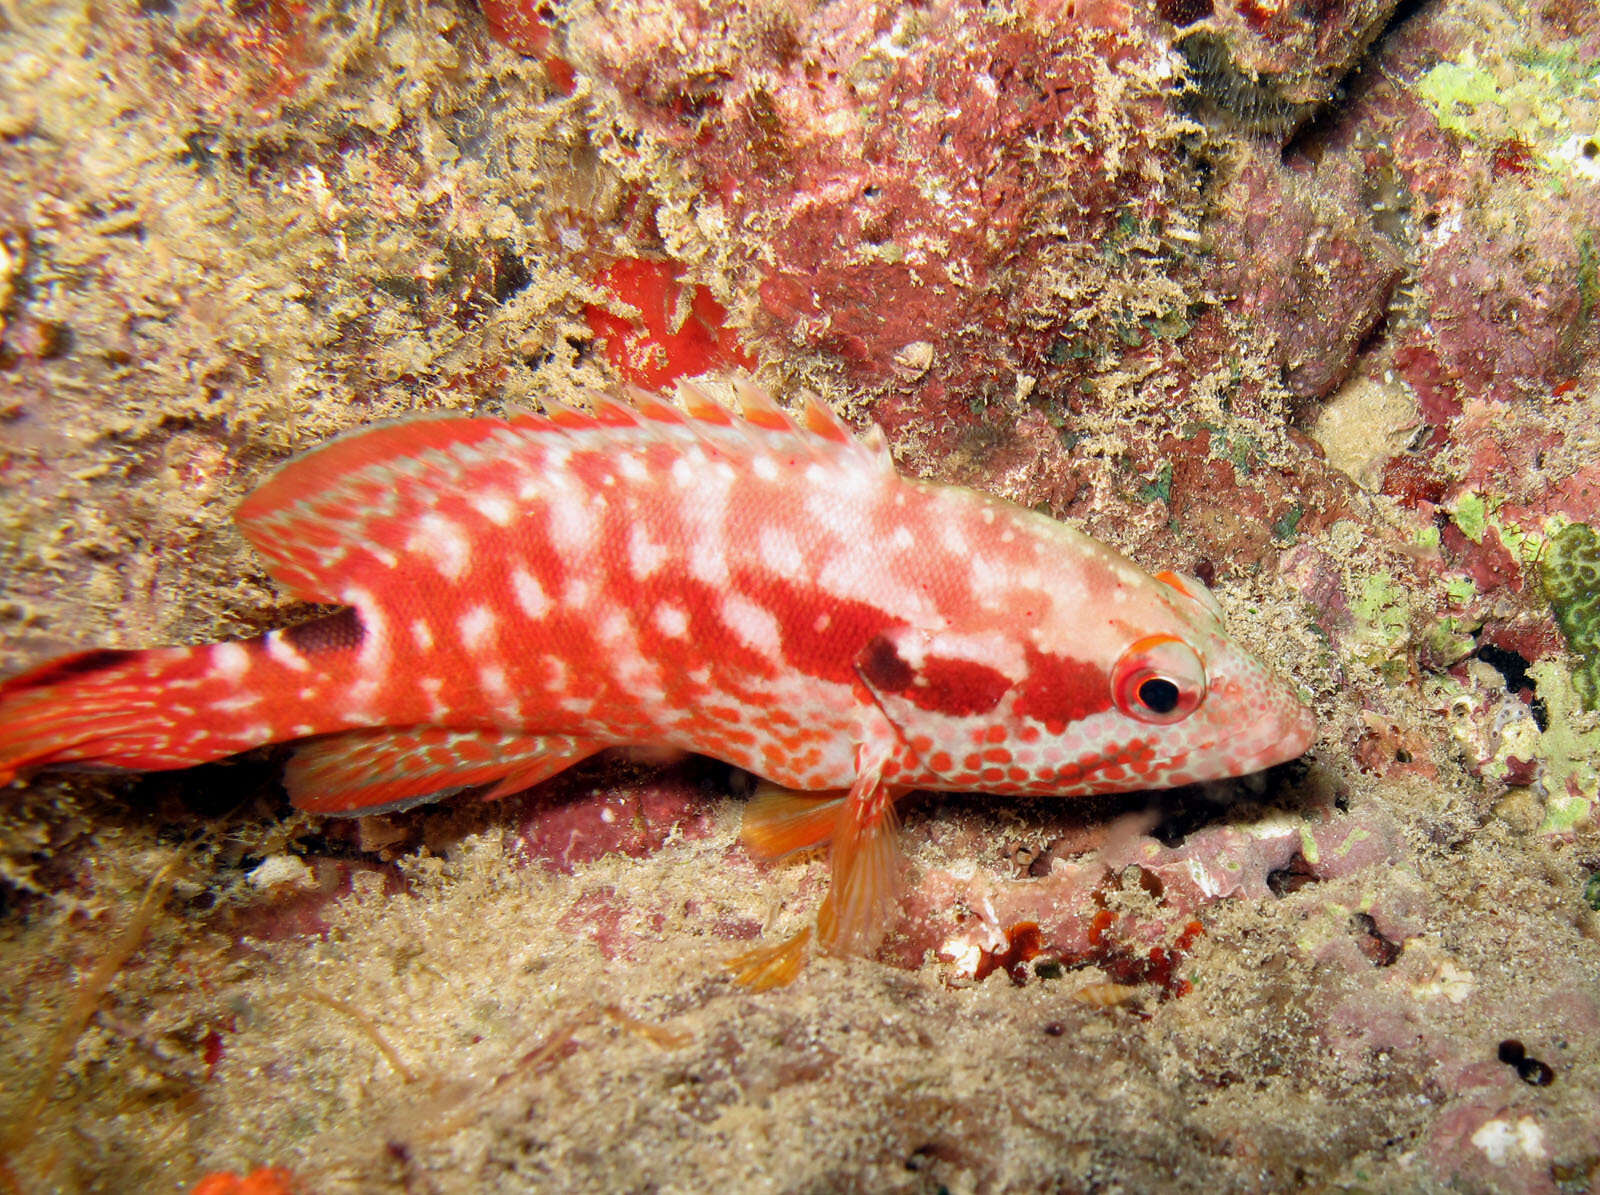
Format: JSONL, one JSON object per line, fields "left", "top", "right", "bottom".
{"left": 1153, "top": 570, "right": 1195, "bottom": 599}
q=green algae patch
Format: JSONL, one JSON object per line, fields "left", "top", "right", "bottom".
{"left": 1416, "top": 62, "right": 1503, "bottom": 132}
{"left": 1349, "top": 570, "right": 1414, "bottom": 678}
{"left": 1416, "top": 42, "right": 1600, "bottom": 182}
{"left": 1529, "top": 660, "right": 1600, "bottom": 834}
{"left": 1539, "top": 522, "right": 1600, "bottom": 710}
{"left": 1449, "top": 492, "right": 1489, "bottom": 544}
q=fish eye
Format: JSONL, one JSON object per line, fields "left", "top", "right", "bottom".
{"left": 1112, "top": 635, "right": 1206, "bottom": 724}
{"left": 1137, "top": 676, "right": 1180, "bottom": 714}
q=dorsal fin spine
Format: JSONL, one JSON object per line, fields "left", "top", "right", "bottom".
{"left": 676, "top": 380, "right": 737, "bottom": 426}
{"left": 801, "top": 394, "right": 855, "bottom": 444}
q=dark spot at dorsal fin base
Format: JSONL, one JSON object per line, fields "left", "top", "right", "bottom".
{"left": 283, "top": 607, "right": 365, "bottom": 655}
{"left": 858, "top": 634, "right": 915, "bottom": 693}
{"left": 6, "top": 648, "right": 134, "bottom": 693}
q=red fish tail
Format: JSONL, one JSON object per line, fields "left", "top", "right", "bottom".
{"left": 0, "top": 635, "right": 320, "bottom": 784}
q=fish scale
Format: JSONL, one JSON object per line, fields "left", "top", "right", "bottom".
{"left": 0, "top": 379, "right": 1315, "bottom": 986}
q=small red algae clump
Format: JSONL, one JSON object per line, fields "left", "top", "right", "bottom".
{"left": 479, "top": 0, "right": 577, "bottom": 91}
{"left": 584, "top": 258, "right": 755, "bottom": 389}
{"left": 189, "top": 1167, "right": 298, "bottom": 1195}
{"left": 479, "top": 0, "right": 552, "bottom": 55}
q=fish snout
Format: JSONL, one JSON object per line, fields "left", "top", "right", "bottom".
{"left": 1206, "top": 664, "right": 1317, "bottom": 778}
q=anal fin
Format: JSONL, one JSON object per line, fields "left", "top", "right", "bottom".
{"left": 285, "top": 727, "right": 602, "bottom": 816}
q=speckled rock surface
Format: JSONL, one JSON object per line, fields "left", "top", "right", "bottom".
{"left": 2, "top": 0, "right": 1600, "bottom": 1192}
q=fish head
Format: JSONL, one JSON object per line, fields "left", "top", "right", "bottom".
{"left": 857, "top": 559, "right": 1316, "bottom": 796}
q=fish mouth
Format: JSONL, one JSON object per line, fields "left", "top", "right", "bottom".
{"left": 1224, "top": 697, "right": 1318, "bottom": 775}
{"left": 1194, "top": 677, "right": 1318, "bottom": 778}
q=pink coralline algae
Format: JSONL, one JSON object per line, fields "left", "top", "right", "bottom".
{"left": 565, "top": 0, "right": 1189, "bottom": 417}
{"left": 1331, "top": 1, "right": 1600, "bottom": 406}
{"left": 879, "top": 792, "right": 1406, "bottom": 991}
{"left": 1204, "top": 144, "right": 1402, "bottom": 401}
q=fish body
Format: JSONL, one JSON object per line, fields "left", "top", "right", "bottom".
{"left": 0, "top": 381, "right": 1314, "bottom": 982}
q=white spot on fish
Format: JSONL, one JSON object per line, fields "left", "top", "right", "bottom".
{"left": 411, "top": 619, "right": 435, "bottom": 652}
{"left": 670, "top": 457, "right": 695, "bottom": 487}
{"left": 721, "top": 594, "right": 782, "bottom": 657}
{"left": 653, "top": 603, "right": 689, "bottom": 638}
{"left": 212, "top": 642, "right": 251, "bottom": 681}
{"left": 688, "top": 541, "right": 727, "bottom": 587}
{"left": 813, "top": 612, "right": 831, "bottom": 633}
{"left": 618, "top": 453, "right": 649, "bottom": 483}
{"left": 420, "top": 676, "right": 447, "bottom": 720}
{"left": 264, "top": 633, "right": 311, "bottom": 673}
{"left": 752, "top": 455, "right": 779, "bottom": 482}
{"left": 472, "top": 491, "right": 516, "bottom": 526}
{"left": 629, "top": 525, "right": 668, "bottom": 579}
{"left": 564, "top": 578, "right": 592, "bottom": 608}
{"left": 547, "top": 491, "right": 596, "bottom": 555}
{"left": 891, "top": 526, "right": 915, "bottom": 552}
{"left": 758, "top": 526, "right": 804, "bottom": 574}
{"left": 511, "top": 565, "right": 551, "bottom": 620}
{"left": 211, "top": 694, "right": 263, "bottom": 714}
{"left": 542, "top": 655, "right": 570, "bottom": 691}
{"left": 478, "top": 663, "right": 511, "bottom": 698}
{"left": 406, "top": 514, "right": 470, "bottom": 581}
{"left": 459, "top": 605, "right": 497, "bottom": 653}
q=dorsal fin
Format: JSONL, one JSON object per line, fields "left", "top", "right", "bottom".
{"left": 800, "top": 393, "right": 857, "bottom": 445}
{"left": 235, "top": 416, "right": 517, "bottom": 601}
{"left": 540, "top": 397, "right": 597, "bottom": 428}
{"left": 234, "top": 377, "right": 880, "bottom": 603}
{"left": 590, "top": 395, "right": 644, "bottom": 427}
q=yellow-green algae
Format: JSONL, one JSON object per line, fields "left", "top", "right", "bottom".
{"left": 1415, "top": 40, "right": 1600, "bottom": 183}
{"left": 1540, "top": 522, "right": 1600, "bottom": 710}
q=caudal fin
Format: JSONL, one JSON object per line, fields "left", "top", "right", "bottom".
{"left": 0, "top": 649, "right": 174, "bottom": 782}
{"left": 0, "top": 633, "right": 336, "bottom": 784}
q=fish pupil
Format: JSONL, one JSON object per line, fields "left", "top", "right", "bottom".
{"left": 1138, "top": 677, "right": 1180, "bottom": 714}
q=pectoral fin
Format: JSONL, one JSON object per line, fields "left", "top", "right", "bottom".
{"left": 739, "top": 785, "right": 847, "bottom": 860}
{"left": 729, "top": 736, "right": 906, "bottom": 989}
